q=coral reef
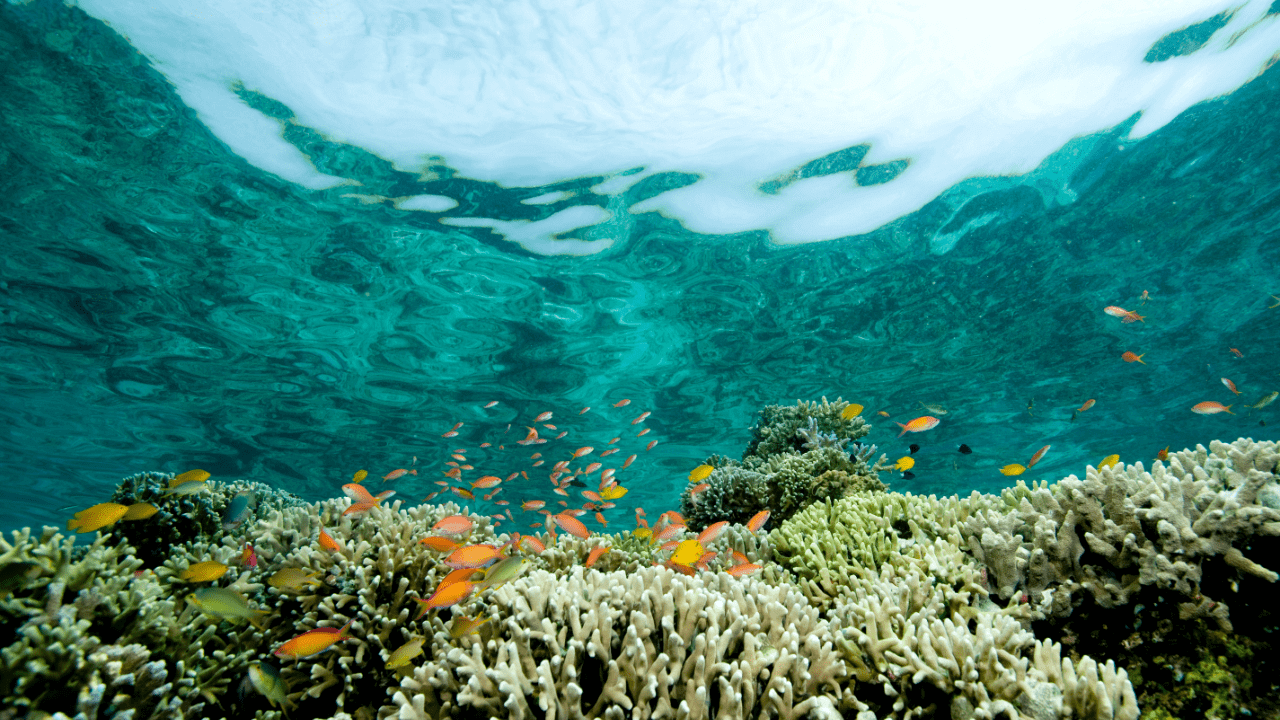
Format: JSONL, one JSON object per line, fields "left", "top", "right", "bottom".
{"left": 742, "top": 396, "right": 870, "bottom": 463}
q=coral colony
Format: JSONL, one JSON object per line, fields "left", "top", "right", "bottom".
{"left": 3, "top": 398, "right": 1278, "bottom": 718}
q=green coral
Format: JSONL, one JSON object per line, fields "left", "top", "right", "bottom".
{"left": 742, "top": 396, "right": 870, "bottom": 462}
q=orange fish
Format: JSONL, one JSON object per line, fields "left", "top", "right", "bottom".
{"left": 554, "top": 431, "right": 567, "bottom": 439}
{"left": 654, "top": 523, "right": 685, "bottom": 541}
{"left": 877, "top": 410, "right": 890, "bottom": 417}
{"left": 895, "top": 416, "right": 940, "bottom": 438}
{"left": 689, "top": 483, "right": 710, "bottom": 495}
{"left": 1077, "top": 398, "right": 1096, "bottom": 413}
{"left": 594, "top": 512, "right": 608, "bottom": 526}
{"left": 579, "top": 407, "right": 590, "bottom": 414}
{"left": 521, "top": 500, "right": 545, "bottom": 511}
{"left": 1230, "top": 348, "right": 1244, "bottom": 358}
{"left": 746, "top": 510, "right": 770, "bottom": 533}
{"left": 631, "top": 411, "right": 651, "bottom": 425}
{"left": 697, "top": 521, "right": 729, "bottom": 544}
{"left": 584, "top": 462, "right": 602, "bottom": 474}
{"left": 1156, "top": 446, "right": 1170, "bottom": 461}
{"left": 383, "top": 468, "right": 416, "bottom": 481}
{"left": 451, "top": 487, "right": 475, "bottom": 500}
{"left": 1139, "top": 290, "right": 1151, "bottom": 305}
{"left": 1191, "top": 401, "right": 1233, "bottom": 415}
{"left": 443, "top": 544, "right": 502, "bottom": 569}
{"left": 646, "top": 440, "right": 658, "bottom": 451}
{"left": 419, "top": 536, "right": 460, "bottom": 552}
{"left": 585, "top": 545, "right": 610, "bottom": 568}
{"left": 484, "top": 401, "right": 499, "bottom": 408}
{"left": 553, "top": 513, "right": 591, "bottom": 539}
{"left": 432, "top": 515, "right": 474, "bottom": 535}
{"left": 622, "top": 455, "right": 636, "bottom": 469}
{"left": 535, "top": 411, "right": 553, "bottom": 422}
{"left": 636, "top": 428, "right": 650, "bottom": 437}
{"left": 520, "top": 536, "right": 546, "bottom": 554}
{"left": 471, "top": 476, "right": 502, "bottom": 489}
{"left": 1027, "top": 445, "right": 1050, "bottom": 468}
{"left": 582, "top": 490, "right": 603, "bottom": 503}
{"left": 318, "top": 525, "right": 342, "bottom": 552}
{"left": 1221, "top": 378, "right": 1241, "bottom": 395}
{"left": 573, "top": 446, "right": 593, "bottom": 459}
{"left": 1121, "top": 351, "right": 1145, "bottom": 364}
{"left": 727, "top": 563, "right": 762, "bottom": 578}
{"left": 413, "top": 581, "right": 474, "bottom": 618}
{"left": 239, "top": 542, "right": 257, "bottom": 568}
{"left": 613, "top": 399, "right": 630, "bottom": 407}
{"left": 275, "top": 620, "right": 353, "bottom": 659}
{"left": 1103, "top": 306, "right": 1144, "bottom": 323}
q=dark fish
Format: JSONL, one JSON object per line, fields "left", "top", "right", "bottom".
{"left": 902, "top": 471, "right": 915, "bottom": 480}
{"left": 567, "top": 478, "right": 586, "bottom": 488}
{"left": 958, "top": 444, "right": 972, "bottom": 455}
{"left": 909, "top": 444, "right": 920, "bottom": 455}
{"left": 0, "top": 562, "right": 41, "bottom": 598}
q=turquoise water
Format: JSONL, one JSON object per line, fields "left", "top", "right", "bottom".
{"left": 1, "top": 1, "right": 1278, "bottom": 534}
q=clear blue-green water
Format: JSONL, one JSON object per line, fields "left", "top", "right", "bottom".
{"left": 1, "top": 1, "right": 1278, "bottom": 534}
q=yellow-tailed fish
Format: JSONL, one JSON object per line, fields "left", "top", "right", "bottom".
{"left": 180, "top": 560, "right": 229, "bottom": 582}
{"left": 1098, "top": 454, "right": 1120, "bottom": 470}
{"left": 894, "top": 457, "right": 915, "bottom": 471}
{"left": 122, "top": 502, "right": 159, "bottom": 521}
{"left": 66, "top": 503, "right": 129, "bottom": 533}
{"left": 841, "top": 404, "right": 863, "bottom": 419}
{"left": 268, "top": 568, "right": 323, "bottom": 594}
{"left": 247, "top": 662, "right": 291, "bottom": 712}
{"left": 164, "top": 481, "right": 207, "bottom": 497}
{"left": 352, "top": 469, "right": 368, "bottom": 483}
{"left": 188, "top": 588, "right": 269, "bottom": 627}
{"left": 999, "top": 464, "right": 1026, "bottom": 476}
{"left": 688, "top": 464, "right": 713, "bottom": 483}
{"left": 449, "top": 615, "right": 490, "bottom": 639}
{"left": 385, "top": 637, "right": 426, "bottom": 669}
{"left": 475, "top": 557, "right": 529, "bottom": 592}
{"left": 170, "top": 469, "right": 210, "bottom": 487}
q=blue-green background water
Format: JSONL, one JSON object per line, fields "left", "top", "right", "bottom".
{"left": 1, "top": 2, "right": 1278, "bottom": 534}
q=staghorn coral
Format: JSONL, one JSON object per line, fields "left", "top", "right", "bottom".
{"left": 962, "top": 438, "right": 1280, "bottom": 630}
{"left": 390, "top": 565, "right": 854, "bottom": 720}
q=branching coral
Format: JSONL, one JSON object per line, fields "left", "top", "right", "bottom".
{"left": 742, "top": 396, "right": 871, "bottom": 463}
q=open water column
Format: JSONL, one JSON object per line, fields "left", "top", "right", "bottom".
{"left": 1, "top": 1, "right": 1279, "bottom": 718}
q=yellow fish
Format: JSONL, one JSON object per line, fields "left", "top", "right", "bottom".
{"left": 352, "top": 469, "right": 368, "bottom": 483}
{"left": 894, "top": 456, "right": 914, "bottom": 471}
{"left": 601, "top": 485, "right": 628, "bottom": 500}
{"left": 66, "top": 503, "right": 129, "bottom": 533}
{"left": 999, "top": 464, "right": 1026, "bottom": 476}
{"left": 1098, "top": 454, "right": 1120, "bottom": 470}
{"left": 841, "top": 404, "right": 863, "bottom": 419}
{"left": 688, "top": 465, "right": 713, "bottom": 483}
{"left": 670, "top": 539, "right": 704, "bottom": 567}
{"left": 633, "top": 527, "right": 653, "bottom": 540}
{"left": 247, "top": 662, "right": 291, "bottom": 712}
{"left": 122, "top": 503, "right": 158, "bottom": 521}
{"left": 385, "top": 637, "right": 425, "bottom": 669}
{"left": 188, "top": 588, "right": 269, "bottom": 627}
{"left": 181, "top": 560, "right": 229, "bottom": 582}
{"left": 170, "top": 469, "right": 210, "bottom": 487}
{"left": 268, "top": 568, "right": 323, "bottom": 593}
{"left": 449, "top": 615, "right": 491, "bottom": 639}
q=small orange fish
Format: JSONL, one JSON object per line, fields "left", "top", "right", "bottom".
{"left": 413, "top": 581, "right": 473, "bottom": 618}
{"left": 582, "top": 490, "right": 604, "bottom": 503}
{"left": 585, "top": 545, "right": 610, "bottom": 568}
{"left": 689, "top": 483, "right": 710, "bottom": 495}
{"left": 451, "top": 487, "right": 476, "bottom": 500}
{"left": 613, "top": 399, "right": 631, "bottom": 407}
{"left": 443, "top": 544, "right": 502, "bottom": 569}
{"left": 573, "top": 446, "right": 593, "bottom": 459}
{"left": 275, "top": 620, "right": 353, "bottom": 659}
{"left": 579, "top": 406, "right": 591, "bottom": 414}
{"left": 484, "top": 401, "right": 499, "bottom": 408}
{"left": 895, "top": 416, "right": 940, "bottom": 438}
{"left": 432, "top": 515, "right": 475, "bottom": 535}
{"left": 1139, "top": 290, "right": 1151, "bottom": 305}
{"left": 594, "top": 512, "right": 608, "bottom": 526}
{"left": 1103, "top": 306, "right": 1144, "bottom": 323}
{"left": 1027, "top": 445, "right": 1050, "bottom": 468}
{"left": 1156, "top": 446, "right": 1170, "bottom": 461}
{"left": 553, "top": 513, "right": 591, "bottom": 539}
{"left": 555, "top": 431, "right": 567, "bottom": 439}
{"left": 631, "top": 411, "right": 651, "bottom": 425}
{"left": 584, "top": 462, "right": 602, "bottom": 474}
{"left": 239, "top": 542, "right": 258, "bottom": 568}
{"left": 1121, "top": 351, "right": 1145, "bottom": 364}
{"left": 520, "top": 536, "right": 546, "bottom": 554}
{"left": 599, "top": 448, "right": 619, "bottom": 457}
{"left": 877, "top": 410, "right": 890, "bottom": 417}
{"left": 654, "top": 523, "right": 685, "bottom": 541}
{"left": 746, "top": 510, "right": 770, "bottom": 533}
{"left": 535, "top": 411, "right": 553, "bottom": 422}
{"left": 622, "top": 454, "right": 636, "bottom": 469}
{"left": 318, "top": 525, "right": 342, "bottom": 552}
{"left": 646, "top": 440, "right": 658, "bottom": 451}
{"left": 1221, "top": 378, "right": 1241, "bottom": 395}
{"left": 697, "top": 521, "right": 729, "bottom": 544}
{"left": 1076, "top": 398, "right": 1096, "bottom": 413}
{"left": 636, "top": 428, "right": 650, "bottom": 437}
{"left": 471, "top": 476, "right": 502, "bottom": 489}
{"left": 1191, "top": 401, "right": 1233, "bottom": 415}
{"left": 521, "top": 500, "right": 545, "bottom": 511}
{"left": 727, "top": 563, "right": 762, "bottom": 578}
{"left": 1230, "top": 348, "right": 1244, "bottom": 358}
{"left": 383, "top": 468, "right": 416, "bottom": 481}
{"left": 419, "top": 536, "right": 460, "bottom": 552}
